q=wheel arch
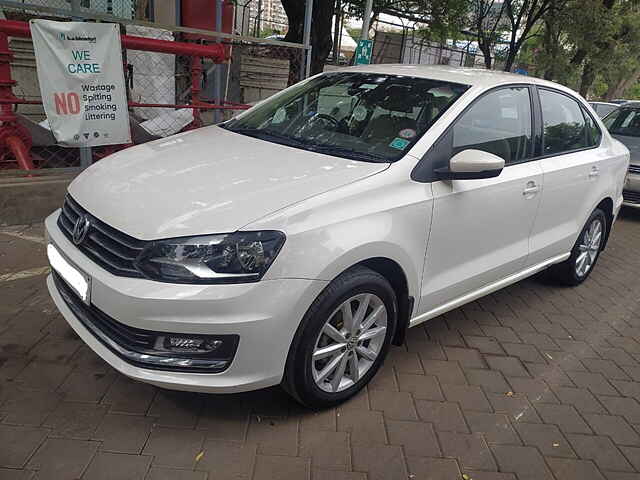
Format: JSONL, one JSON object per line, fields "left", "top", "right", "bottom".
{"left": 595, "top": 197, "right": 614, "bottom": 249}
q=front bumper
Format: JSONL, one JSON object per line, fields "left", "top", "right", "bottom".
{"left": 45, "top": 211, "right": 327, "bottom": 393}
{"left": 623, "top": 171, "right": 640, "bottom": 208}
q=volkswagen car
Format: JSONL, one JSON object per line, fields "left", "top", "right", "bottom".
{"left": 603, "top": 103, "right": 640, "bottom": 208}
{"left": 46, "top": 65, "right": 629, "bottom": 407}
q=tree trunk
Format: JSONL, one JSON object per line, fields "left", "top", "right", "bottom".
{"left": 579, "top": 61, "right": 595, "bottom": 97}
{"left": 282, "top": 0, "right": 335, "bottom": 83}
{"left": 480, "top": 42, "right": 493, "bottom": 69}
{"left": 605, "top": 67, "right": 640, "bottom": 100}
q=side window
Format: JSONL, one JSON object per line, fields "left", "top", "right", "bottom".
{"left": 582, "top": 107, "right": 602, "bottom": 147}
{"left": 539, "top": 90, "right": 587, "bottom": 155}
{"left": 452, "top": 87, "right": 532, "bottom": 165}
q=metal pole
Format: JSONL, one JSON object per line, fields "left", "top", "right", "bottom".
{"left": 213, "top": 0, "right": 223, "bottom": 123}
{"left": 256, "top": 0, "right": 262, "bottom": 36}
{"left": 332, "top": 0, "right": 341, "bottom": 64}
{"left": 71, "top": 0, "right": 92, "bottom": 169}
{"left": 361, "top": 0, "right": 373, "bottom": 41}
{"left": 303, "top": 0, "right": 313, "bottom": 78}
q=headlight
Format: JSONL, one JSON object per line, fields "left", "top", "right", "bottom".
{"left": 135, "top": 231, "right": 285, "bottom": 284}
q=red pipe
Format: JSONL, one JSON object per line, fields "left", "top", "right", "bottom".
{"left": 6, "top": 135, "right": 35, "bottom": 170}
{"left": 0, "top": 20, "right": 227, "bottom": 61}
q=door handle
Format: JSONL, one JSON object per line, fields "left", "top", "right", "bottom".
{"left": 589, "top": 166, "right": 600, "bottom": 178}
{"left": 523, "top": 182, "right": 540, "bottom": 196}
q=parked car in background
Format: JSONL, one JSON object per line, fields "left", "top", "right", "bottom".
{"left": 590, "top": 101, "right": 618, "bottom": 118}
{"left": 45, "top": 65, "right": 629, "bottom": 407}
{"left": 604, "top": 103, "right": 640, "bottom": 208}
{"left": 611, "top": 99, "right": 632, "bottom": 105}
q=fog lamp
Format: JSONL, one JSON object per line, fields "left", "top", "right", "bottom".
{"left": 155, "top": 335, "right": 224, "bottom": 354}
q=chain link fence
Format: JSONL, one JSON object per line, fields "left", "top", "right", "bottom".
{"left": 0, "top": 0, "right": 306, "bottom": 170}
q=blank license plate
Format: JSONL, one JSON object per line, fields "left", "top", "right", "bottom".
{"left": 47, "top": 243, "right": 91, "bottom": 304}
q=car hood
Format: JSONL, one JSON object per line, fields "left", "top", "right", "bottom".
{"left": 68, "top": 126, "right": 389, "bottom": 240}
{"left": 612, "top": 134, "right": 640, "bottom": 166}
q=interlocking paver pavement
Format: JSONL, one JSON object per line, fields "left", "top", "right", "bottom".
{"left": 1, "top": 212, "right": 640, "bottom": 479}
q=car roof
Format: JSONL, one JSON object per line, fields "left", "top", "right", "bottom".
{"left": 590, "top": 101, "right": 618, "bottom": 106}
{"left": 333, "top": 64, "right": 576, "bottom": 93}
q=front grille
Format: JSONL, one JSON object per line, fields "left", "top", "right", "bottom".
{"left": 52, "top": 271, "right": 238, "bottom": 372}
{"left": 623, "top": 189, "right": 640, "bottom": 204}
{"left": 58, "top": 195, "right": 146, "bottom": 278}
{"left": 629, "top": 164, "right": 640, "bottom": 175}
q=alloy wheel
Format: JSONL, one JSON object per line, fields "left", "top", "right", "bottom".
{"left": 311, "top": 293, "right": 387, "bottom": 393}
{"left": 575, "top": 218, "right": 603, "bottom": 278}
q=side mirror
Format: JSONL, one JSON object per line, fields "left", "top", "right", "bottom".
{"left": 435, "top": 149, "right": 505, "bottom": 180}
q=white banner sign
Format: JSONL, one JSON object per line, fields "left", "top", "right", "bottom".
{"left": 30, "top": 20, "right": 131, "bottom": 147}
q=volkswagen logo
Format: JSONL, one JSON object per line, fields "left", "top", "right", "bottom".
{"left": 72, "top": 214, "right": 91, "bottom": 245}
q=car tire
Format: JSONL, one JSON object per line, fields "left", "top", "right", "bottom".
{"left": 548, "top": 208, "right": 607, "bottom": 286}
{"left": 282, "top": 266, "right": 397, "bottom": 408}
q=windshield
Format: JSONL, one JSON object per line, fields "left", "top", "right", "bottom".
{"left": 222, "top": 72, "right": 469, "bottom": 163}
{"left": 604, "top": 107, "right": 640, "bottom": 137}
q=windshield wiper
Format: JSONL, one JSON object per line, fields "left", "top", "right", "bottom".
{"left": 223, "top": 127, "right": 306, "bottom": 148}
{"left": 305, "top": 144, "right": 390, "bottom": 163}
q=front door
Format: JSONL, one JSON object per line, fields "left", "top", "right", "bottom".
{"left": 418, "top": 86, "right": 543, "bottom": 315}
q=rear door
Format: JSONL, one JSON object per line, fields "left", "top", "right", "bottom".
{"left": 527, "top": 88, "right": 606, "bottom": 266}
{"left": 418, "top": 86, "right": 544, "bottom": 314}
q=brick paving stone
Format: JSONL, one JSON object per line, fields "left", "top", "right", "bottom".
{"left": 352, "top": 445, "right": 407, "bottom": 480}
{"left": 406, "top": 456, "right": 461, "bottom": 480}
{"left": 145, "top": 467, "right": 207, "bottom": 480}
{"left": 196, "top": 440, "right": 255, "bottom": 479}
{"left": 142, "top": 428, "right": 204, "bottom": 469}
{"left": 147, "top": 391, "right": 203, "bottom": 429}
{"left": 552, "top": 387, "right": 607, "bottom": 414}
{"left": 387, "top": 348, "right": 423, "bottom": 374}
{"left": 196, "top": 394, "right": 250, "bottom": 441}
{"left": 481, "top": 326, "right": 521, "bottom": 343}
{"left": 369, "top": 389, "right": 418, "bottom": 420}
{"left": 491, "top": 444, "right": 554, "bottom": 480}
{"left": 502, "top": 342, "right": 547, "bottom": 364}
{"left": 441, "top": 383, "right": 492, "bottom": 412}
{"left": 101, "top": 376, "right": 156, "bottom": 415}
{"left": 584, "top": 414, "right": 640, "bottom": 446}
{"left": 464, "top": 411, "right": 521, "bottom": 445}
{"left": 337, "top": 409, "right": 387, "bottom": 446}
{"left": 42, "top": 401, "right": 108, "bottom": 439}
{"left": 0, "top": 425, "right": 48, "bottom": 468}
{"left": 438, "top": 431, "right": 497, "bottom": 470}
{"left": 619, "top": 446, "right": 640, "bottom": 471}
{"left": 26, "top": 438, "right": 98, "bottom": 479}
{"left": 444, "top": 346, "right": 486, "bottom": 368}
{"left": 57, "top": 366, "right": 116, "bottom": 403}
{"left": 312, "top": 470, "right": 367, "bottom": 480}
{"left": 0, "top": 388, "right": 62, "bottom": 426}
{"left": 465, "top": 369, "right": 511, "bottom": 393}
{"left": 386, "top": 419, "right": 441, "bottom": 457}
{"left": 582, "top": 358, "right": 630, "bottom": 381}
{"left": 604, "top": 473, "right": 640, "bottom": 480}
{"left": 81, "top": 451, "right": 151, "bottom": 480}
{"left": 415, "top": 400, "right": 469, "bottom": 432}
{"left": 421, "top": 360, "right": 467, "bottom": 385}
{"left": 464, "top": 335, "right": 506, "bottom": 355}
{"left": 567, "top": 371, "right": 620, "bottom": 396}
{"left": 397, "top": 373, "right": 444, "bottom": 401}
{"left": 253, "top": 455, "right": 309, "bottom": 480}
{"left": 246, "top": 415, "right": 298, "bottom": 456}
{"left": 93, "top": 413, "right": 154, "bottom": 454}
{"left": 535, "top": 403, "right": 592, "bottom": 434}
{"left": 545, "top": 457, "right": 606, "bottom": 480}
{"left": 486, "top": 392, "right": 542, "bottom": 423}
{"left": 506, "top": 377, "right": 558, "bottom": 403}
{"left": 515, "top": 422, "right": 576, "bottom": 457}
{"left": 299, "top": 409, "right": 336, "bottom": 432}
{"left": 299, "top": 430, "right": 349, "bottom": 470}
{"left": 463, "top": 471, "right": 517, "bottom": 480}
{"left": 14, "top": 361, "right": 72, "bottom": 391}
{"left": 367, "top": 363, "right": 398, "bottom": 391}
{"left": 567, "top": 434, "right": 634, "bottom": 472}
{"left": 598, "top": 396, "right": 640, "bottom": 424}
{"left": 518, "top": 332, "right": 561, "bottom": 351}
{"left": 486, "top": 356, "right": 530, "bottom": 378}
{"left": 0, "top": 468, "right": 34, "bottom": 480}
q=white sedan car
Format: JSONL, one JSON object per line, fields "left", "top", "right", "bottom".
{"left": 46, "top": 65, "right": 629, "bottom": 407}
